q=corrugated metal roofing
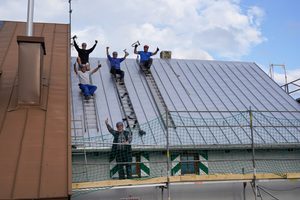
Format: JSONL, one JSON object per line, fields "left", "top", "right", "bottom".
{"left": 0, "top": 21, "right": 71, "bottom": 199}
{"left": 71, "top": 57, "right": 300, "bottom": 146}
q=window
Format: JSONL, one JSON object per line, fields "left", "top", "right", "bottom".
{"left": 180, "top": 154, "right": 199, "bottom": 175}
{"left": 131, "top": 153, "right": 141, "bottom": 177}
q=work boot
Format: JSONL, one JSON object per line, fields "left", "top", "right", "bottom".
{"left": 119, "top": 78, "right": 124, "bottom": 85}
{"left": 85, "top": 94, "right": 91, "bottom": 100}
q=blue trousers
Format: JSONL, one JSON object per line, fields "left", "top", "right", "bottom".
{"left": 79, "top": 84, "right": 97, "bottom": 98}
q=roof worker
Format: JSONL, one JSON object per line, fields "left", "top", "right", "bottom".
{"left": 105, "top": 118, "right": 132, "bottom": 180}
{"left": 73, "top": 35, "right": 98, "bottom": 71}
{"left": 74, "top": 63, "right": 101, "bottom": 100}
{"left": 106, "top": 47, "right": 128, "bottom": 85}
{"left": 134, "top": 44, "right": 159, "bottom": 74}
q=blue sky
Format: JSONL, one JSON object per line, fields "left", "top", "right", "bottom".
{"left": 238, "top": 0, "right": 300, "bottom": 81}
{"left": 0, "top": 0, "right": 299, "bottom": 98}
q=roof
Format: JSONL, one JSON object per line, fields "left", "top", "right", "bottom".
{"left": 0, "top": 21, "right": 71, "bottom": 199}
{"left": 71, "top": 57, "right": 300, "bottom": 147}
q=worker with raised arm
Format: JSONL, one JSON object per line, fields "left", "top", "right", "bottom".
{"left": 134, "top": 44, "right": 159, "bottom": 74}
{"left": 74, "top": 63, "right": 101, "bottom": 100}
{"left": 73, "top": 36, "right": 98, "bottom": 71}
{"left": 105, "top": 118, "right": 132, "bottom": 180}
{"left": 106, "top": 47, "right": 128, "bottom": 85}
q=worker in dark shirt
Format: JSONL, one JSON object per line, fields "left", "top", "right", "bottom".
{"left": 73, "top": 36, "right": 98, "bottom": 71}
{"left": 105, "top": 118, "right": 132, "bottom": 179}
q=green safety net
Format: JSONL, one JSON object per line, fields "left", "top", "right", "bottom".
{"left": 71, "top": 111, "right": 300, "bottom": 198}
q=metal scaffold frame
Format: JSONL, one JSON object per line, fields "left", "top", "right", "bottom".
{"left": 72, "top": 109, "right": 300, "bottom": 200}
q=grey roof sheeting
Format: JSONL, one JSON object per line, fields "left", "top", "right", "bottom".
{"left": 70, "top": 57, "right": 300, "bottom": 146}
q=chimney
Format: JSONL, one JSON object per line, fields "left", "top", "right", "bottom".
{"left": 17, "top": 36, "right": 46, "bottom": 106}
{"left": 16, "top": 0, "right": 46, "bottom": 106}
{"left": 160, "top": 51, "right": 172, "bottom": 59}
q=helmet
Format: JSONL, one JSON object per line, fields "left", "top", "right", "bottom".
{"left": 116, "top": 122, "right": 123, "bottom": 127}
{"left": 82, "top": 43, "right": 87, "bottom": 46}
{"left": 113, "top": 51, "right": 118, "bottom": 55}
{"left": 144, "top": 45, "right": 149, "bottom": 48}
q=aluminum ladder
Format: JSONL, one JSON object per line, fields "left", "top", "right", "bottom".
{"left": 81, "top": 92, "right": 100, "bottom": 132}
{"left": 136, "top": 57, "right": 176, "bottom": 128}
{"left": 75, "top": 62, "right": 100, "bottom": 132}
{"left": 71, "top": 116, "right": 89, "bottom": 182}
{"left": 107, "top": 60, "right": 139, "bottom": 129}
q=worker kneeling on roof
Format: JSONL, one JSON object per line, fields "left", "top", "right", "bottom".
{"left": 106, "top": 47, "right": 128, "bottom": 85}
{"left": 74, "top": 63, "right": 101, "bottom": 100}
{"left": 134, "top": 44, "right": 159, "bottom": 74}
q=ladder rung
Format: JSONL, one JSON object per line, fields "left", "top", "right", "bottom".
{"left": 87, "top": 120, "right": 97, "bottom": 122}
{"left": 86, "top": 119, "right": 96, "bottom": 121}
{"left": 85, "top": 111, "right": 96, "bottom": 114}
{"left": 85, "top": 107, "right": 95, "bottom": 110}
{"left": 123, "top": 105, "right": 133, "bottom": 108}
{"left": 122, "top": 102, "right": 132, "bottom": 104}
{"left": 128, "top": 119, "right": 137, "bottom": 122}
{"left": 84, "top": 103, "right": 95, "bottom": 105}
{"left": 85, "top": 114, "right": 96, "bottom": 116}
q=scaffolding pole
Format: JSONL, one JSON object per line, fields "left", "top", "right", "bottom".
{"left": 249, "top": 107, "right": 257, "bottom": 200}
{"left": 269, "top": 61, "right": 288, "bottom": 92}
{"left": 166, "top": 109, "right": 171, "bottom": 200}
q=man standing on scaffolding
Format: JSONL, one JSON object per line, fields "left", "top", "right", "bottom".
{"left": 73, "top": 36, "right": 98, "bottom": 71}
{"left": 105, "top": 118, "right": 132, "bottom": 180}
{"left": 106, "top": 47, "right": 128, "bottom": 85}
{"left": 134, "top": 44, "right": 159, "bottom": 74}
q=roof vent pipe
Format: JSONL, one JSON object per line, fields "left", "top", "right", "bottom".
{"left": 26, "top": 0, "right": 34, "bottom": 36}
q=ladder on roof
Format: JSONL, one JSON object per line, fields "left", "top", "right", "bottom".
{"left": 136, "top": 57, "right": 176, "bottom": 129}
{"left": 71, "top": 116, "right": 89, "bottom": 182}
{"left": 107, "top": 60, "right": 139, "bottom": 129}
{"left": 75, "top": 62, "right": 100, "bottom": 132}
{"left": 81, "top": 92, "right": 100, "bottom": 132}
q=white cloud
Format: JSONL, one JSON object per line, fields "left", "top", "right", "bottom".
{"left": 0, "top": 0, "right": 68, "bottom": 23}
{"left": 1, "top": 0, "right": 267, "bottom": 61}
{"left": 173, "top": 48, "right": 213, "bottom": 60}
{"left": 247, "top": 6, "right": 265, "bottom": 26}
{"left": 71, "top": 26, "right": 106, "bottom": 57}
{"left": 0, "top": 1, "right": 27, "bottom": 21}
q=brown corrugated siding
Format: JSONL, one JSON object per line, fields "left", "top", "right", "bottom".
{"left": 12, "top": 108, "right": 46, "bottom": 199}
{"left": 0, "top": 21, "right": 70, "bottom": 200}
{"left": 39, "top": 24, "right": 70, "bottom": 199}
{"left": 0, "top": 109, "right": 28, "bottom": 199}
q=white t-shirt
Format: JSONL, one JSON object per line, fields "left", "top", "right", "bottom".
{"left": 77, "top": 71, "right": 92, "bottom": 84}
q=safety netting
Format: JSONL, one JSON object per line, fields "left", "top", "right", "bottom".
{"left": 71, "top": 111, "right": 300, "bottom": 198}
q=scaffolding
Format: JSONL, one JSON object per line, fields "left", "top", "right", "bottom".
{"left": 281, "top": 78, "right": 300, "bottom": 95}
{"left": 71, "top": 109, "right": 300, "bottom": 199}
{"left": 269, "top": 61, "right": 287, "bottom": 90}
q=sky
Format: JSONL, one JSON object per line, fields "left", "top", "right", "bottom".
{"left": 1, "top": 0, "right": 299, "bottom": 98}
